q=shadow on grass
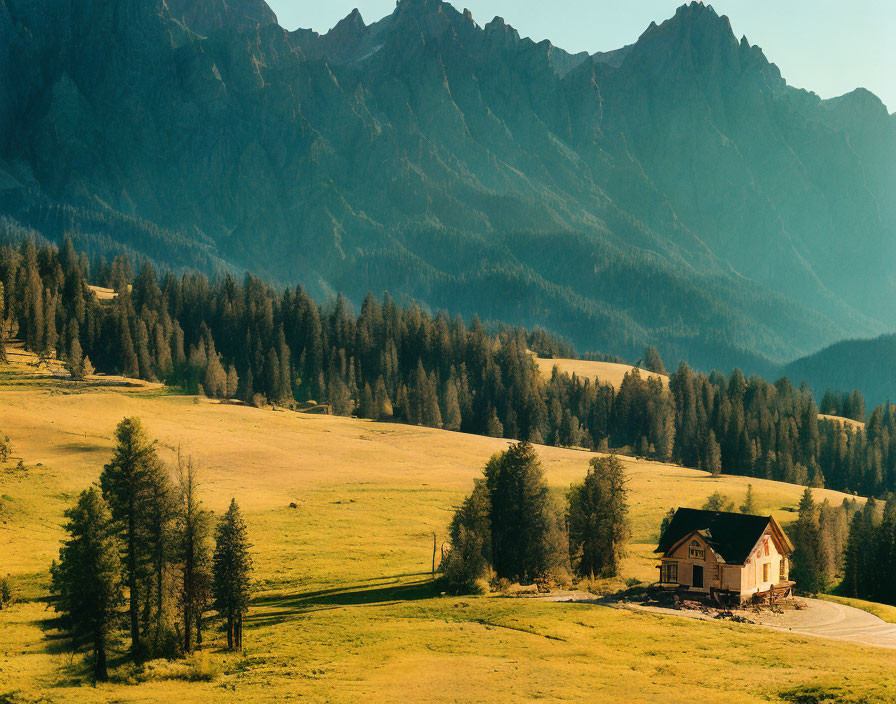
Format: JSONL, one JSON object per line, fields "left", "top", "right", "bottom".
{"left": 249, "top": 573, "right": 443, "bottom": 626}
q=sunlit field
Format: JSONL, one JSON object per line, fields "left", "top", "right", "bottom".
{"left": 2, "top": 352, "right": 894, "bottom": 703}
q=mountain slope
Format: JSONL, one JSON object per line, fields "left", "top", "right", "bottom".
{"left": 0, "top": 0, "right": 892, "bottom": 371}
{"left": 783, "top": 334, "right": 896, "bottom": 409}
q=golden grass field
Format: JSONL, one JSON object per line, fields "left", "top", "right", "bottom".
{"left": 818, "top": 414, "right": 866, "bottom": 430}
{"left": 1, "top": 349, "right": 895, "bottom": 703}
{"left": 534, "top": 358, "right": 667, "bottom": 389}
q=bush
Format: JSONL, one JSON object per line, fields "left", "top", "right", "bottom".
{"left": 443, "top": 525, "right": 489, "bottom": 594}
{"left": 133, "top": 653, "right": 222, "bottom": 683}
{"left": 0, "top": 434, "right": 11, "bottom": 462}
{"left": 0, "top": 576, "right": 16, "bottom": 608}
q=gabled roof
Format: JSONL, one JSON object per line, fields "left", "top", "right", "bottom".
{"left": 655, "top": 508, "right": 789, "bottom": 564}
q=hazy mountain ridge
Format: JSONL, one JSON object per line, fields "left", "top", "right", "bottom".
{"left": 0, "top": 0, "right": 893, "bottom": 372}
{"left": 783, "top": 334, "right": 896, "bottom": 410}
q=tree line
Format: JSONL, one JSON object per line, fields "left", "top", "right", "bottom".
{"left": 51, "top": 418, "right": 252, "bottom": 681}
{"left": 443, "top": 442, "right": 629, "bottom": 592}
{"left": 779, "top": 486, "right": 896, "bottom": 607}
{"left": 839, "top": 495, "right": 896, "bottom": 605}
{"left": 2, "top": 238, "right": 893, "bottom": 496}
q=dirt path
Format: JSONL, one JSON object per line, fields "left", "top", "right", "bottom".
{"left": 753, "top": 598, "right": 896, "bottom": 648}
{"left": 625, "top": 597, "right": 896, "bottom": 650}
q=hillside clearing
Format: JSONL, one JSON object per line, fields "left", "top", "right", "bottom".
{"left": 818, "top": 414, "right": 866, "bottom": 430}
{"left": 535, "top": 358, "right": 667, "bottom": 389}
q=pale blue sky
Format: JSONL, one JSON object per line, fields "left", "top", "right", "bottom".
{"left": 267, "top": 0, "right": 895, "bottom": 111}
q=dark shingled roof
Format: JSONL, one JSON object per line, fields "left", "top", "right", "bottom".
{"left": 655, "top": 508, "right": 772, "bottom": 565}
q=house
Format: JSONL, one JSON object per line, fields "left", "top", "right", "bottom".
{"left": 655, "top": 508, "right": 795, "bottom": 604}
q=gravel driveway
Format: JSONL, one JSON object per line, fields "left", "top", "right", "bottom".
{"left": 623, "top": 597, "right": 896, "bottom": 649}
{"left": 752, "top": 598, "right": 896, "bottom": 648}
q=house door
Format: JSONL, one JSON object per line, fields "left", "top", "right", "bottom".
{"left": 693, "top": 565, "right": 703, "bottom": 588}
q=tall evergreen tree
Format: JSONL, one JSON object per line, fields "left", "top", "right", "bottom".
{"left": 739, "top": 484, "right": 758, "bottom": 514}
{"left": 789, "top": 488, "right": 822, "bottom": 594}
{"left": 441, "top": 378, "right": 462, "bottom": 432}
{"left": 444, "top": 481, "right": 492, "bottom": 592}
{"left": 373, "top": 376, "right": 393, "bottom": 420}
{"left": 176, "top": 454, "right": 213, "bottom": 653}
{"left": 642, "top": 346, "right": 667, "bottom": 375}
{"left": 566, "top": 456, "right": 630, "bottom": 579}
{"left": 99, "top": 417, "right": 168, "bottom": 659}
{"left": 484, "top": 442, "right": 551, "bottom": 582}
{"left": 51, "top": 488, "right": 122, "bottom": 681}
{"left": 213, "top": 499, "right": 253, "bottom": 651}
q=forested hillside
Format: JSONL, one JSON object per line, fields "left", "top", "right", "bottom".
{"left": 3, "top": 237, "right": 895, "bottom": 497}
{"left": 783, "top": 334, "right": 896, "bottom": 411}
{"left": 0, "top": 0, "right": 893, "bottom": 372}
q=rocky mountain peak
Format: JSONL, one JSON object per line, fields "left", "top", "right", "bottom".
{"left": 329, "top": 7, "right": 366, "bottom": 40}
{"left": 395, "top": 0, "right": 443, "bottom": 16}
{"left": 164, "top": 0, "right": 278, "bottom": 35}
{"left": 484, "top": 16, "right": 520, "bottom": 44}
{"left": 665, "top": 1, "right": 735, "bottom": 39}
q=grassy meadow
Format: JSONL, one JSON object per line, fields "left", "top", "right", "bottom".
{"left": 1, "top": 352, "right": 895, "bottom": 702}
{"left": 534, "top": 358, "right": 667, "bottom": 389}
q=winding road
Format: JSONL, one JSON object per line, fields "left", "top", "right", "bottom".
{"left": 554, "top": 594, "right": 896, "bottom": 649}
{"left": 754, "top": 598, "right": 896, "bottom": 649}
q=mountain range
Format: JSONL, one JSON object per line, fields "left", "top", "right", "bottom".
{"left": 0, "top": 0, "right": 893, "bottom": 378}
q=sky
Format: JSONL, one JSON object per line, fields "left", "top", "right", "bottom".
{"left": 266, "top": 0, "right": 895, "bottom": 111}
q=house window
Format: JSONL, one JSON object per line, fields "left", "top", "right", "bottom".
{"left": 764, "top": 540, "right": 770, "bottom": 556}
{"left": 714, "top": 564, "right": 721, "bottom": 581}
{"left": 662, "top": 562, "right": 678, "bottom": 583}
{"left": 688, "top": 540, "right": 704, "bottom": 560}
{"left": 779, "top": 558, "right": 787, "bottom": 581}
{"left": 763, "top": 563, "right": 769, "bottom": 583}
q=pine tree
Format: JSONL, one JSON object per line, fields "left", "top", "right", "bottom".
{"left": 485, "top": 407, "right": 504, "bottom": 438}
{"left": 51, "top": 488, "right": 122, "bottom": 681}
{"left": 441, "top": 378, "right": 462, "bottom": 432}
{"left": 263, "top": 348, "right": 280, "bottom": 401}
{"left": 277, "top": 328, "right": 292, "bottom": 402}
{"left": 99, "top": 417, "right": 169, "bottom": 659}
{"left": 213, "top": 499, "right": 253, "bottom": 651}
{"left": 153, "top": 323, "right": 173, "bottom": 381}
{"left": 119, "top": 319, "right": 139, "bottom": 379}
{"left": 790, "top": 488, "right": 821, "bottom": 594}
{"left": 203, "top": 351, "right": 227, "bottom": 399}
{"left": 176, "top": 454, "right": 213, "bottom": 653}
{"left": 841, "top": 512, "right": 864, "bottom": 598}
{"left": 484, "top": 442, "right": 551, "bottom": 582}
{"left": 144, "top": 465, "right": 177, "bottom": 656}
{"left": 327, "top": 372, "right": 352, "bottom": 416}
{"left": 66, "top": 336, "right": 88, "bottom": 381}
{"left": 358, "top": 382, "right": 375, "bottom": 419}
{"left": 642, "top": 346, "right": 667, "bottom": 375}
{"left": 373, "top": 376, "right": 393, "bottom": 420}
{"left": 43, "top": 290, "right": 58, "bottom": 355}
{"left": 445, "top": 481, "right": 492, "bottom": 593}
{"left": 422, "top": 371, "right": 443, "bottom": 429}
{"left": 567, "top": 455, "right": 630, "bottom": 579}
{"left": 135, "top": 319, "right": 153, "bottom": 381}
{"left": 739, "top": 484, "right": 758, "bottom": 515}
{"left": 407, "top": 361, "right": 426, "bottom": 425}
{"left": 225, "top": 365, "right": 240, "bottom": 399}
{"left": 701, "top": 431, "right": 722, "bottom": 477}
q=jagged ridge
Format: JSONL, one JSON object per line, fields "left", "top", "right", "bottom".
{"left": 0, "top": 0, "right": 893, "bottom": 372}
